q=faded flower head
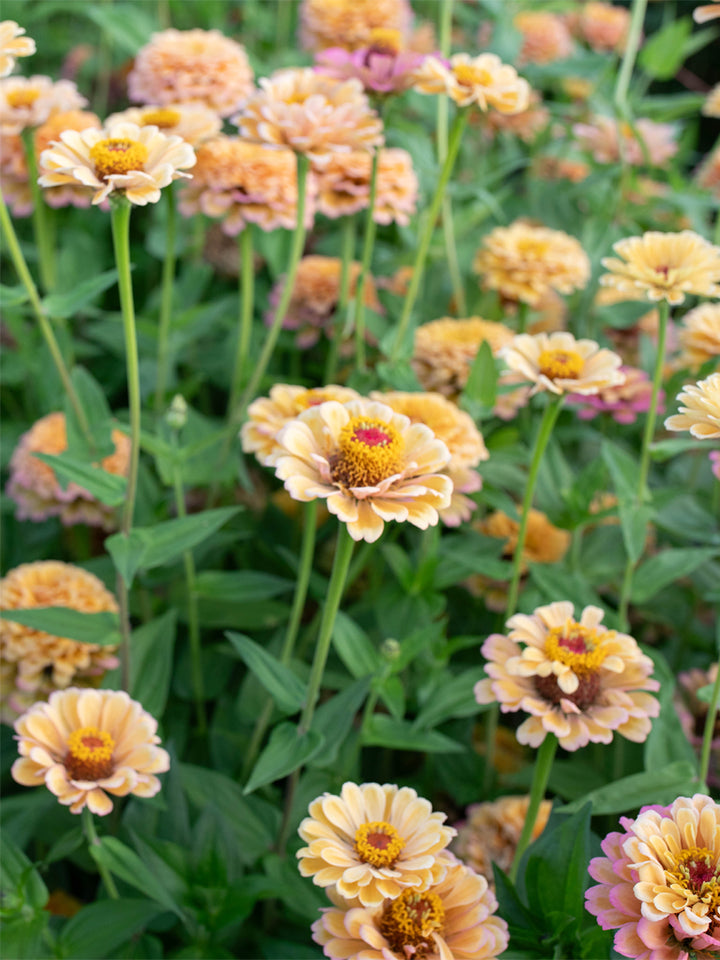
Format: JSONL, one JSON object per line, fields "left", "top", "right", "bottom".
{"left": 665, "top": 372, "right": 720, "bottom": 439}
{"left": 298, "top": 780, "right": 455, "bottom": 907}
{"left": 234, "top": 68, "right": 383, "bottom": 168}
{"left": 317, "top": 147, "right": 418, "bottom": 225}
{"left": 315, "top": 28, "right": 426, "bottom": 95}
{"left": 312, "top": 855, "right": 509, "bottom": 959}
{"left": 0, "top": 75, "right": 86, "bottom": 133}
{"left": 127, "top": 28, "right": 253, "bottom": 117}
{"left": 299, "top": 0, "right": 413, "bottom": 52}
{"left": 474, "top": 221, "right": 590, "bottom": 307}
{"left": 7, "top": 412, "right": 130, "bottom": 528}
{"left": 572, "top": 2, "right": 631, "bottom": 52}
{"left": 38, "top": 119, "right": 196, "bottom": 206}
{"left": 475, "top": 601, "right": 660, "bottom": 751}
{"left": 413, "top": 52, "right": 531, "bottom": 114}
{"left": 513, "top": 10, "right": 574, "bottom": 65}
{"left": 0, "top": 21, "right": 36, "bottom": 78}
{"left": 500, "top": 331, "right": 626, "bottom": 396}
{"left": 0, "top": 562, "right": 118, "bottom": 721}
{"left": 676, "top": 303, "right": 720, "bottom": 371}
{"left": 573, "top": 115, "right": 678, "bottom": 167}
{"left": 567, "top": 365, "right": 658, "bottom": 424}
{"left": 12, "top": 687, "right": 169, "bottom": 816}
{"left": 586, "top": 795, "right": 720, "bottom": 959}
{"left": 106, "top": 102, "right": 221, "bottom": 147}
{"left": 274, "top": 398, "right": 452, "bottom": 542}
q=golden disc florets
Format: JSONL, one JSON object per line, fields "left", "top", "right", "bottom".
{"left": 538, "top": 348, "right": 584, "bottom": 381}
{"left": 65, "top": 726, "right": 115, "bottom": 781}
{"left": 545, "top": 624, "right": 607, "bottom": 675}
{"left": 332, "top": 416, "right": 404, "bottom": 488}
{"left": 354, "top": 820, "right": 406, "bottom": 868}
{"left": 138, "top": 108, "right": 181, "bottom": 128}
{"left": 668, "top": 848, "right": 720, "bottom": 911}
{"left": 367, "top": 27, "right": 404, "bottom": 54}
{"left": 89, "top": 138, "right": 149, "bottom": 179}
{"left": 6, "top": 87, "right": 40, "bottom": 108}
{"left": 379, "top": 889, "right": 446, "bottom": 953}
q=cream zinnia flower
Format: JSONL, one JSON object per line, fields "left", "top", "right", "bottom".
{"left": 37, "top": 119, "right": 196, "bottom": 206}
{"left": 677, "top": 303, "right": 720, "bottom": 371}
{"left": 0, "top": 75, "right": 86, "bottom": 133}
{"left": 297, "top": 781, "right": 456, "bottom": 907}
{"left": 106, "top": 103, "right": 221, "bottom": 147}
{"left": 665, "top": 372, "right": 720, "bottom": 439}
{"left": 274, "top": 398, "right": 452, "bottom": 542}
{"left": 12, "top": 687, "right": 170, "bottom": 815}
{"left": 0, "top": 21, "right": 35, "bottom": 77}
{"left": 500, "top": 331, "right": 626, "bottom": 396}
{"left": 299, "top": 0, "right": 413, "bottom": 52}
{"left": 703, "top": 84, "right": 720, "bottom": 118}
{"left": 317, "top": 147, "right": 418, "bottom": 225}
{"left": 412, "top": 317, "right": 515, "bottom": 399}
{"left": 413, "top": 53, "right": 531, "bottom": 114}
{"left": 600, "top": 231, "right": 720, "bottom": 305}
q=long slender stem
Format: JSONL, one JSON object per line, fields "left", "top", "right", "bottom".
{"left": 614, "top": 0, "right": 649, "bottom": 112}
{"left": 154, "top": 182, "right": 177, "bottom": 415}
{"left": 354, "top": 144, "right": 381, "bottom": 372}
{"left": 21, "top": 129, "right": 56, "bottom": 293}
{"left": 82, "top": 808, "right": 119, "bottom": 899}
{"left": 228, "top": 225, "right": 255, "bottom": 420}
{"left": 509, "top": 733, "right": 557, "bottom": 883}
{"left": 391, "top": 108, "right": 468, "bottom": 361}
{"left": 699, "top": 654, "right": 720, "bottom": 789}
{"left": 325, "top": 214, "right": 357, "bottom": 383}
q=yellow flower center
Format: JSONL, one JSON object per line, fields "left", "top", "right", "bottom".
{"left": 65, "top": 726, "right": 115, "bottom": 781}
{"left": 7, "top": 87, "right": 40, "bottom": 109}
{"left": 367, "top": 27, "right": 403, "bottom": 55}
{"left": 454, "top": 63, "right": 493, "bottom": 88}
{"left": 667, "top": 847, "right": 720, "bottom": 911}
{"left": 538, "top": 348, "right": 584, "bottom": 381}
{"left": 140, "top": 108, "right": 181, "bottom": 128}
{"left": 545, "top": 622, "right": 608, "bottom": 675}
{"left": 330, "top": 416, "right": 404, "bottom": 489}
{"left": 354, "top": 821, "right": 405, "bottom": 868}
{"left": 89, "top": 138, "right": 149, "bottom": 180}
{"left": 379, "top": 890, "right": 445, "bottom": 956}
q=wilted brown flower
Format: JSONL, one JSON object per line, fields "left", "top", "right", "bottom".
{"left": 317, "top": 147, "right": 417, "bottom": 225}
{"left": 478, "top": 508, "right": 571, "bottom": 570}
{"left": 412, "top": 316, "right": 515, "bottom": 398}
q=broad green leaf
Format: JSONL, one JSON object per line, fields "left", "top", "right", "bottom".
{"left": 34, "top": 452, "right": 127, "bottom": 505}
{"left": 376, "top": 359, "right": 422, "bottom": 391}
{"left": 58, "top": 900, "right": 166, "bottom": 960}
{"left": 362, "top": 715, "right": 465, "bottom": 753}
{"left": 0, "top": 284, "right": 29, "bottom": 308}
{"left": 195, "top": 570, "right": 293, "bottom": 602}
{"left": 311, "top": 678, "right": 371, "bottom": 768}
{"left": 618, "top": 502, "right": 654, "bottom": 565}
{"left": 638, "top": 17, "right": 692, "bottom": 80}
{"left": 65, "top": 366, "right": 115, "bottom": 459}
{"left": 332, "top": 611, "right": 380, "bottom": 678}
{"left": 378, "top": 675, "right": 406, "bottom": 720}
{"left": 129, "top": 610, "right": 177, "bottom": 718}
{"left": 82, "top": 4, "right": 157, "bottom": 55}
{"left": 225, "top": 631, "right": 306, "bottom": 714}
{"left": 601, "top": 439, "right": 639, "bottom": 502}
{"left": 433, "top": 533, "right": 509, "bottom": 589}
{"left": 1, "top": 914, "right": 49, "bottom": 960}
{"left": 528, "top": 565, "right": 605, "bottom": 614}
{"left": 414, "top": 668, "right": 488, "bottom": 729}
{"left": 244, "top": 723, "right": 325, "bottom": 794}
{"left": 462, "top": 340, "right": 497, "bottom": 408}
{"left": 42, "top": 268, "right": 119, "bottom": 319}
{"left": 644, "top": 649, "right": 698, "bottom": 773}
{"left": 631, "top": 548, "right": 717, "bottom": 603}
{"left": 90, "top": 837, "right": 184, "bottom": 918}
{"left": 0, "top": 608, "right": 120, "bottom": 645}
{"left": 650, "top": 438, "right": 709, "bottom": 461}
{"left": 559, "top": 761, "right": 697, "bottom": 815}
{"left": 696, "top": 683, "right": 714, "bottom": 704}
{"left": 0, "top": 834, "right": 49, "bottom": 911}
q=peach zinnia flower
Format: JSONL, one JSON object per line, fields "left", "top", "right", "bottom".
{"left": 0, "top": 21, "right": 36, "bottom": 77}
{"left": 11, "top": 687, "right": 170, "bottom": 815}
{"left": 513, "top": 11, "right": 573, "bottom": 65}
{"left": 480, "top": 91, "right": 550, "bottom": 144}
{"left": 317, "top": 147, "right": 418, "bottom": 225}
{"left": 573, "top": 2, "right": 631, "bottom": 52}
{"left": 696, "top": 143, "right": 720, "bottom": 199}
{"left": 37, "top": 119, "right": 196, "bottom": 206}
{"left": 7, "top": 411, "right": 130, "bottom": 528}
{"left": 478, "top": 508, "right": 570, "bottom": 571}
{"left": 299, "top": 0, "right": 413, "bottom": 52}
{"left": 34, "top": 109, "right": 102, "bottom": 209}
{"left": 665, "top": 372, "right": 720, "bottom": 439}
{"left": 500, "top": 331, "right": 626, "bottom": 396}
{"left": 573, "top": 115, "right": 678, "bottom": 167}
{"left": 274, "top": 398, "right": 452, "bottom": 542}
{"left": 127, "top": 28, "right": 253, "bottom": 117}
{"left": 694, "top": 1, "right": 720, "bottom": 23}
{"left": 567, "top": 365, "right": 658, "bottom": 424}
{"left": 600, "top": 231, "right": 720, "bottom": 306}
{"left": 297, "top": 781, "right": 455, "bottom": 907}
{"left": 413, "top": 52, "right": 531, "bottom": 114}
{"left": 315, "top": 27, "right": 425, "bottom": 96}
{"left": 475, "top": 602, "right": 660, "bottom": 751}
{"left": 474, "top": 221, "right": 590, "bottom": 307}
{"left": 312, "top": 856, "right": 509, "bottom": 959}
{"left": 676, "top": 303, "right": 720, "bottom": 371}
{"left": 0, "top": 75, "right": 86, "bottom": 133}
{"left": 106, "top": 102, "right": 221, "bottom": 147}
{"left": 0, "top": 128, "right": 32, "bottom": 215}
{"left": 703, "top": 84, "right": 720, "bottom": 119}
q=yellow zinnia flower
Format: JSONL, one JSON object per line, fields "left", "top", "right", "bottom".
{"left": 500, "top": 331, "right": 625, "bottom": 396}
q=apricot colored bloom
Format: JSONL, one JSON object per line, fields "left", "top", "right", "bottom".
{"left": 371, "top": 390, "right": 488, "bottom": 527}
{"left": 178, "top": 136, "right": 314, "bottom": 236}
{"left": 106, "top": 103, "right": 221, "bottom": 147}
{"left": 677, "top": 303, "right": 720, "bottom": 371}
{"left": 12, "top": 687, "right": 169, "bottom": 816}
{"left": 703, "top": 84, "right": 720, "bottom": 118}
{"left": 412, "top": 317, "right": 515, "bottom": 399}
{"left": 0, "top": 21, "right": 36, "bottom": 77}
{"left": 234, "top": 69, "right": 383, "bottom": 169}
{"left": 413, "top": 53, "right": 531, "bottom": 114}
{"left": 299, "top": 0, "right": 413, "bottom": 52}
{"left": 242, "top": 383, "right": 360, "bottom": 466}
{"left": 480, "top": 91, "right": 550, "bottom": 144}
{"left": 317, "top": 146, "right": 418, "bottom": 225}
{"left": 475, "top": 602, "right": 660, "bottom": 751}
{"left": 0, "top": 129, "right": 31, "bottom": 215}
{"left": 694, "top": 1, "right": 720, "bottom": 23}
{"left": 0, "top": 562, "right": 118, "bottom": 720}
{"left": 453, "top": 796, "right": 552, "bottom": 887}
{"left": 315, "top": 28, "right": 426, "bottom": 95}
{"left": 298, "top": 781, "right": 455, "bottom": 907}
{"left": 127, "top": 28, "right": 253, "bottom": 118}
{"left": 0, "top": 75, "right": 86, "bottom": 133}
{"left": 513, "top": 11, "right": 573, "bottom": 65}
{"left": 567, "top": 365, "right": 658, "bottom": 424}
{"left": 266, "top": 254, "right": 382, "bottom": 348}
{"left": 675, "top": 665, "right": 720, "bottom": 788}
{"left": 600, "top": 231, "right": 720, "bottom": 306}
{"left": 479, "top": 509, "right": 571, "bottom": 571}
{"left": 665, "top": 373, "right": 720, "bottom": 439}
{"left": 573, "top": 115, "right": 678, "bottom": 167}
{"left": 312, "top": 856, "right": 509, "bottom": 959}
{"left": 274, "top": 398, "right": 452, "bottom": 543}
{"left": 474, "top": 222, "right": 590, "bottom": 308}
{"left": 500, "top": 331, "right": 625, "bottom": 397}
{"left": 696, "top": 144, "right": 720, "bottom": 199}
{"left": 573, "top": 2, "right": 631, "bottom": 52}
{"left": 586, "top": 795, "right": 720, "bottom": 959}
{"left": 7, "top": 411, "right": 130, "bottom": 528}
{"left": 33, "top": 110, "right": 102, "bottom": 209}
{"left": 38, "top": 119, "right": 195, "bottom": 206}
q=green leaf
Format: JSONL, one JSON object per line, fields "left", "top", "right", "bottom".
{"left": 129, "top": 610, "right": 177, "bottom": 718}
{"left": 311, "top": 678, "right": 371, "bottom": 768}
{"left": 225, "top": 632, "right": 306, "bottom": 714}
{"left": 362, "top": 715, "right": 465, "bottom": 753}
{"left": 34, "top": 452, "right": 127, "bottom": 505}
{"left": 559, "top": 761, "right": 697, "bottom": 815}
{"left": 631, "top": 548, "right": 717, "bottom": 603}
{"left": 332, "top": 611, "right": 380, "bottom": 678}
{"left": 462, "top": 339, "right": 497, "bottom": 408}
{"left": 244, "top": 723, "right": 325, "bottom": 794}
{"left": 1, "top": 913, "right": 49, "bottom": 960}
{"left": 81, "top": 3, "right": 157, "bottom": 55}
{"left": 90, "top": 837, "right": 184, "bottom": 918}
{"left": 601, "top": 439, "right": 639, "bottom": 502}
{"left": 527, "top": 565, "right": 604, "bottom": 614}
{"left": 195, "top": 571, "right": 293, "bottom": 602}
{"left": 0, "top": 834, "right": 49, "bottom": 911}
{"left": 65, "top": 366, "right": 115, "bottom": 459}
{"left": 59, "top": 900, "right": 167, "bottom": 960}
{"left": 618, "top": 502, "right": 654, "bottom": 565}
{"left": 0, "top": 608, "right": 120, "bottom": 645}
{"left": 414, "top": 668, "right": 488, "bottom": 729}
{"left": 638, "top": 17, "right": 692, "bottom": 80}
{"left": 0, "top": 283, "right": 29, "bottom": 308}
{"left": 42, "top": 269, "right": 119, "bottom": 319}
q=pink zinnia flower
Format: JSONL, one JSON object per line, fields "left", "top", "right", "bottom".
{"left": 566, "top": 365, "right": 660, "bottom": 424}
{"left": 315, "top": 27, "right": 426, "bottom": 95}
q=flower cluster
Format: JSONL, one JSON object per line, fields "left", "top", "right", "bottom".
{"left": 676, "top": 303, "right": 720, "bottom": 371}
{"left": 573, "top": 116, "right": 678, "bottom": 167}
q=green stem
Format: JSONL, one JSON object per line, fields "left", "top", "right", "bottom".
{"left": 482, "top": 704, "right": 499, "bottom": 793}
{"left": 324, "top": 214, "right": 356, "bottom": 383}
{"left": 154, "top": 182, "right": 177, "bottom": 415}
{"left": 354, "top": 144, "right": 382, "bottom": 372}
{"left": 228, "top": 225, "right": 255, "bottom": 419}
{"left": 391, "top": 108, "right": 468, "bottom": 361}
{"left": 614, "top": 0, "right": 648, "bottom": 112}
{"left": 82, "top": 807, "right": 119, "bottom": 899}
{"left": 21, "top": 128, "right": 56, "bottom": 293}
{"left": 509, "top": 733, "right": 557, "bottom": 883}
{"left": 505, "top": 395, "right": 564, "bottom": 619}
{"left": 699, "top": 650, "right": 720, "bottom": 789}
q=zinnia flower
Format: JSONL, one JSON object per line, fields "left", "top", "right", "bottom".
{"left": 299, "top": 0, "right": 413, "bottom": 52}
{"left": 106, "top": 102, "right": 221, "bottom": 147}
{"left": 34, "top": 109, "right": 102, "bottom": 209}
{"left": 586, "top": 795, "right": 720, "bottom": 959}
{"left": 0, "top": 128, "right": 32, "bottom": 215}
{"left": 478, "top": 508, "right": 571, "bottom": 571}
{"left": 311, "top": 855, "right": 509, "bottom": 959}
{"left": 573, "top": 116, "right": 678, "bottom": 167}
{"left": 675, "top": 665, "right": 719, "bottom": 788}
{"left": 0, "top": 562, "right": 119, "bottom": 720}
{"left": 474, "top": 601, "right": 660, "bottom": 751}
{"left": 572, "top": 2, "right": 631, "bottom": 52}
{"left": 297, "top": 781, "right": 456, "bottom": 906}
{"left": 412, "top": 53, "right": 531, "bottom": 114}
{"left": 37, "top": 119, "right": 196, "bottom": 206}
{"left": 317, "top": 146, "right": 418, "bottom": 224}
{"left": 0, "top": 21, "right": 35, "bottom": 77}
{"left": 0, "top": 75, "right": 86, "bottom": 133}
{"left": 665, "top": 372, "right": 720, "bottom": 438}
{"left": 7, "top": 411, "right": 130, "bottom": 528}
{"left": 274, "top": 398, "right": 452, "bottom": 542}
{"left": 315, "top": 27, "right": 425, "bottom": 95}
{"left": 11, "top": 687, "right": 170, "bottom": 815}
{"left": 233, "top": 68, "right": 383, "bottom": 168}
{"left": 500, "top": 331, "right": 626, "bottom": 396}
{"left": 567, "top": 365, "right": 658, "bottom": 423}
{"left": 703, "top": 84, "right": 720, "bottom": 118}
{"left": 479, "top": 91, "right": 550, "bottom": 144}
{"left": 474, "top": 221, "right": 590, "bottom": 307}
{"left": 696, "top": 144, "right": 720, "bottom": 198}
{"left": 127, "top": 28, "right": 253, "bottom": 117}
{"left": 676, "top": 303, "right": 720, "bottom": 371}
{"left": 694, "top": 1, "right": 720, "bottom": 23}
{"left": 513, "top": 10, "right": 574, "bottom": 65}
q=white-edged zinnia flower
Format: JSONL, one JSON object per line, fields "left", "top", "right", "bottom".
{"left": 500, "top": 331, "right": 626, "bottom": 396}
{"left": 665, "top": 372, "right": 720, "bottom": 439}
{"left": 0, "top": 21, "right": 36, "bottom": 77}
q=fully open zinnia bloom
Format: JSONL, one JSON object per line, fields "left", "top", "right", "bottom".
{"left": 299, "top": 0, "right": 413, "bottom": 52}
{"left": 297, "top": 781, "right": 456, "bottom": 906}
{"left": 0, "top": 75, "right": 86, "bottom": 133}
{"left": 513, "top": 10, "right": 574, "bottom": 65}
{"left": 0, "top": 21, "right": 35, "bottom": 77}
{"left": 474, "top": 602, "right": 660, "bottom": 750}
{"left": 11, "top": 687, "right": 169, "bottom": 815}
{"left": 312, "top": 855, "right": 509, "bottom": 959}
{"left": 665, "top": 372, "right": 720, "bottom": 438}
{"left": 316, "top": 27, "right": 425, "bottom": 96}
{"left": 586, "top": 795, "right": 720, "bottom": 959}
{"left": 573, "top": 115, "right": 678, "bottom": 167}
{"left": 274, "top": 398, "right": 452, "bottom": 542}
{"left": 413, "top": 52, "right": 531, "bottom": 114}
{"left": 567, "top": 365, "right": 658, "bottom": 423}
{"left": 676, "top": 303, "right": 720, "bottom": 371}
{"left": 317, "top": 147, "right": 418, "bottom": 224}
{"left": 500, "top": 331, "right": 626, "bottom": 396}
{"left": 127, "top": 28, "right": 253, "bottom": 117}
{"left": 106, "top": 103, "right": 221, "bottom": 148}
{"left": 37, "top": 119, "right": 196, "bottom": 206}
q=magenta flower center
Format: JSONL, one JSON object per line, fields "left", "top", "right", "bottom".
{"left": 354, "top": 426, "right": 391, "bottom": 447}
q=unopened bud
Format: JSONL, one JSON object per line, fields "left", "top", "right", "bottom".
{"left": 381, "top": 638, "right": 401, "bottom": 661}
{"left": 166, "top": 394, "right": 188, "bottom": 430}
